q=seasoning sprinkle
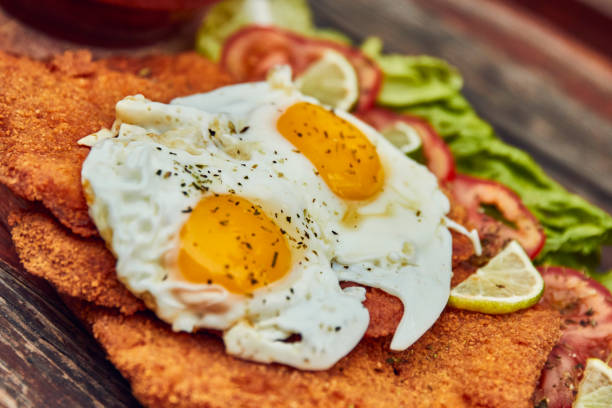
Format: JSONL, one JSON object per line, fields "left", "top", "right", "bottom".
{"left": 271, "top": 251, "right": 279, "bottom": 268}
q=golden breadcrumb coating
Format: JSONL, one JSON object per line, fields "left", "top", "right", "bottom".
{"left": 9, "top": 208, "right": 561, "bottom": 408}
{"left": 0, "top": 50, "right": 231, "bottom": 237}
{"left": 64, "top": 297, "right": 560, "bottom": 408}
{"left": 9, "top": 210, "right": 143, "bottom": 314}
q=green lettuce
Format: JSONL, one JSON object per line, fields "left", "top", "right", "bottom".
{"left": 195, "top": 0, "right": 350, "bottom": 61}
{"left": 361, "top": 38, "right": 463, "bottom": 107}
{"left": 594, "top": 270, "right": 612, "bottom": 292}
{"left": 363, "top": 37, "right": 612, "bottom": 278}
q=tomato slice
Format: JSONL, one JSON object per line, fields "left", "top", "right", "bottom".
{"left": 534, "top": 267, "right": 612, "bottom": 408}
{"left": 221, "top": 25, "right": 382, "bottom": 112}
{"left": 356, "top": 107, "right": 455, "bottom": 182}
{"left": 450, "top": 174, "right": 545, "bottom": 259}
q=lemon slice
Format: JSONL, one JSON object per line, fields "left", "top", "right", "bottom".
{"left": 380, "top": 122, "right": 422, "bottom": 154}
{"left": 448, "top": 240, "right": 544, "bottom": 314}
{"left": 574, "top": 358, "right": 612, "bottom": 408}
{"left": 295, "top": 49, "right": 359, "bottom": 111}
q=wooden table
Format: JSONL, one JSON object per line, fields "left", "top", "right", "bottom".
{"left": 1, "top": 0, "right": 611, "bottom": 406}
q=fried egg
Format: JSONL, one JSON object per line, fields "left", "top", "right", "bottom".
{"left": 81, "top": 67, "right": 453, "bottom": 369}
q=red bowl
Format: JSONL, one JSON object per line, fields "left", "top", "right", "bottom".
{"left": 0, "top": 0, "right": 218, "bottom": 46}
{"left": 97, "top": 0, "right": 216, "bottom": 10}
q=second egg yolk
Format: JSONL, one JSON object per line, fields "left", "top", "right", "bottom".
{"left": 277, "top": 102, "right": 384, "bottom": 200}
{"left": 178, "top": 195, "right": 291, "bottom": 294}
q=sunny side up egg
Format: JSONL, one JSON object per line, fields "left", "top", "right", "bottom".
{"left": 80, "top": 67, "right": 453, "bottom": 370}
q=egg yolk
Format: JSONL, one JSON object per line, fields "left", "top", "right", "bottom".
{"left": 178, "top": 195, "right": 291, "bottom": 294}
{"left": 277, "top": 102, "right": 384, "bottom": 200}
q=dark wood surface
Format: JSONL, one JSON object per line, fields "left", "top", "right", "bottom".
{"left": 1, "top": 0, "right": 612, "bottom": 406}
{"left": 499, "top": 0, "right": 612, "bottom": 60}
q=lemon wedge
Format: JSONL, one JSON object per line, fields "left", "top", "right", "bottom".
{"left": 574, "top": 358, "right": 612, "bottom": 408}
{"left": 449, "top": 240, "right": 544, "bottom": 314}
{"left": 380, "top": 122, "right": 422, "bottom": 154}
{"left": 295, "top": 49, "right": 359, "bottom": 111}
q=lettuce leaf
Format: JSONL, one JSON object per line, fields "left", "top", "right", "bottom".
{"left": 363, "top": 37, "right": 612, "bottom": 274}
{"left": 195, "top": 0, "right": 350, "bottom": 61}
{"left": 593, "top": 270, "right": 612, "bottom": 294}
{"left": 361, "top": 38, "right": 463, "bottom": 107}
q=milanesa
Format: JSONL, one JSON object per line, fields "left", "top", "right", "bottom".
{"left": 1, "top": 50, "right": 561, "bottom": 407}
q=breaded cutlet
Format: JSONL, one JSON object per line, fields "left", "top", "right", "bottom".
{"left": 0, "top": 50, "right": 232, "bottom": 237}
{"left": 66, "top": 292, "right": 559, "bottom": 408}
{"left": 1, "top": 50, "right": 562, "bottom": 407}
{"left": 7, "top": 206, "right": 561, "bottom": 407}
{"left": 8, "top": 210, "right": 144, "bottom": 314}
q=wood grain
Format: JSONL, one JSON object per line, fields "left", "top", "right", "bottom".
{"left": 578, "top": 0, "right": 612, "bottom": 16}
{"left": 0, "top": 184, "right": 27, "bottom": 269}
{"left": 0, "top": 260, "right": 140, "bottom": 408}
{"left": 0, "top": 222, "right": 17, "bottom": 270}
{"left": 0, "top": 185, "right": 141, "bottom": 407}
{"left": 1, "top": 0, "right": 612, "bottom": 406}
{"left": 498, "top": 0, "right": 612, "bottom": 59}
{"left": 436, "top": 0, "right": 612, "bottom": 119}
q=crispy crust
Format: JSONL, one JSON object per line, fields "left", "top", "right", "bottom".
{"left": 10, "top": 207, "right": 561, "bottom": 408}
{"left": 64, "top": 296, "right": 560, "bottom": 408}
{"left": 8, "top": 210, "right": 143, "bottom": 314}
{"left": 0, "top": 50, "right": 231, "bottom": 237}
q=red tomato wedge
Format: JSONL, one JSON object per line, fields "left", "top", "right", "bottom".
{"left": 220, "top": 25, "right": 382, "bottom": 112}
{"left": 450, "top": 174, "right": 545, "bottom": 259}
{"left": 534, "top": 267, "right": 612, "bottom": 408}
{"left": 356, "top": 107, "right": 455, "bottom": 182}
